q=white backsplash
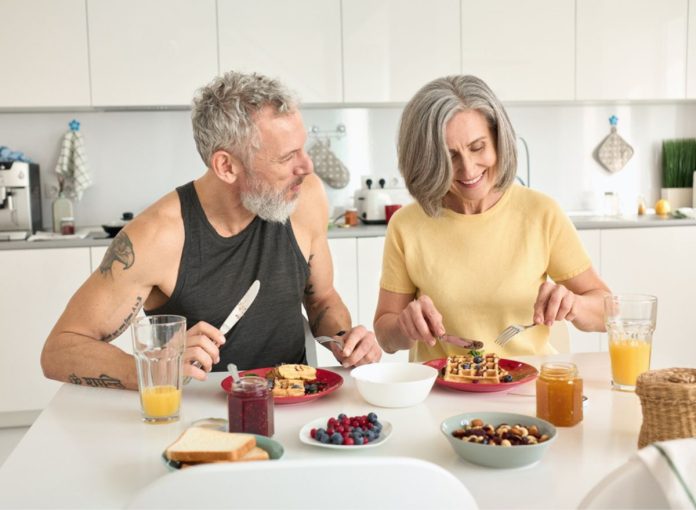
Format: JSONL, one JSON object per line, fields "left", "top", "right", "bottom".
{"left": 0, "top": 102, "right": 695, "bottom": 228}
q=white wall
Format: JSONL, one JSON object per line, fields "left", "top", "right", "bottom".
{"left": 1, "top": 102, "right": 695, "bottom": 228}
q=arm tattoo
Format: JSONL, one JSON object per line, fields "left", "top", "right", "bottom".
{"left": 304, "top": 254, "right": 315, "bottom": 296}
{"left": 68, "top": 373, "right": 125, "bottom": 389}
{"left": 99, "top": 231, "right": 135, "bottom": 276}
{"left": 100, "top": 296, "right": 143, "bottom": 342}
{"left": 310, "top": 306, "right": 329, "bottom": 333}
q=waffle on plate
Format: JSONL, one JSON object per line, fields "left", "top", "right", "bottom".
{"left": 443, "top": 352, "right": 509, "bottom": 384}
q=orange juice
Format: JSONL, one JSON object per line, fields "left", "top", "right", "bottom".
{"left": 141, "top": 385, "right": 181, "bottom": 418}
{"left": 609, "top": 339, "right": 651, "bottom": 387}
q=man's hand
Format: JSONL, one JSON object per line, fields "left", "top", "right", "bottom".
{"left": 396, "top": 295, "right": 445, "bottom": 347}
{"left": 329, "top": 325, "right": 382, "bottom": 367}
{"left": 183, "top": 321, "right": 226, "bottom": 381}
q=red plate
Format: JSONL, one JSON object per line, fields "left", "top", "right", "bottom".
{"left": 423, "top": 358, "right": 539, "bottom": 393}
{"left": 221, "top": 367, "right": 343, "bottom": 405}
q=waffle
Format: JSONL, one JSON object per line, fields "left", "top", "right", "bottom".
{"left": 271, "top": 378, "right": 306, "bottom": 397}
{"left": 443, "top": 353, "right": 508, "bottom": 384}
{"left": 273, "top": 364, "right": 317, "bottom": 381}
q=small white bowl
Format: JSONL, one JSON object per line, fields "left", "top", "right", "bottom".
{"left": 350, "top": 362, "right": 438, "bottom": 408}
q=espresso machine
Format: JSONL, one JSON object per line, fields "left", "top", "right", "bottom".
{"left": 0, "top": 161, "right": 42, "bottom": 240}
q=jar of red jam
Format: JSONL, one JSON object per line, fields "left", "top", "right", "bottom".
{"left": 536, "top": 362, "right": 583, "bottom": 427}
{"left": 227, "top": 376, "right": 274, "bottom": 437}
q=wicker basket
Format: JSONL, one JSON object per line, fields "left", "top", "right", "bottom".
{"left": 636, "top": 368, "right": 696, "bottom": 448}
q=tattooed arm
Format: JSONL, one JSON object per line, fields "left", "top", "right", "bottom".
{"left": 295, "top": 175, "right": 382, "bottom": 367}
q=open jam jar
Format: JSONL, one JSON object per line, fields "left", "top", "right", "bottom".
{"left": 227, "top": 376, "right": 274, "bottom": 437}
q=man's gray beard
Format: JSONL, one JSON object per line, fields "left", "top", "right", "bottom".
{"left": 240, "top": 175, "right": 298, "bottom": 224}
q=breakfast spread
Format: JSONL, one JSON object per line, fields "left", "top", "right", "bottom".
{"left": 443, "top": 351, "right": 514, "bottom": 384}
{"left": 451, "top": 418, "right": 551, "bottom": 446}
{"left": 165, "top": 426, "right": 268, "bottom": 465}
{"left": 310, "top": 412, "right": 383, "bottom": 446}
{"left": 266, "top": 364, "right": 327, "bottom": 397}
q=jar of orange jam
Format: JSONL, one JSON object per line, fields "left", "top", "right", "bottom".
{"left": 536, "top": 362, "right": 583, "bottom": 427}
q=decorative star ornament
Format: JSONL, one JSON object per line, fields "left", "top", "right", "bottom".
{"left": 69, "top": 119, "right": 80, "bottom": 131}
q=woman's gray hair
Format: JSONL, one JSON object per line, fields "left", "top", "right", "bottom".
{"left": 191, "top": 71, "right": 298, "bottom": 168}
{"left": 397, "top": 75, "right": 517, "bottom": 217}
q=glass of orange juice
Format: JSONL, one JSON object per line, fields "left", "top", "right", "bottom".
{"left": 132, "top": 315, "right": 186, "bottom": 423}
{"left": 604, "top": 294, "right": 657, "bottom": 391}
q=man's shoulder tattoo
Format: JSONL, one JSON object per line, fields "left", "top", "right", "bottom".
{"left": 99, "top": 231, "right": 135, "bottom": 276}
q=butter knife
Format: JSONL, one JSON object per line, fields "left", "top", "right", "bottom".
{"left": 438, "top": 334, "right": 484, "bottom": 350}
{"left": 183, "top": 280, "right": 261, "bottom": 384}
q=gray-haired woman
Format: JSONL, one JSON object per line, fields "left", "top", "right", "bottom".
{"left": 374, "top": 75, "right": 610, "bottom": 361}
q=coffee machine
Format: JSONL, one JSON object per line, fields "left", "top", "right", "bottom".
{"left": 0, "top": 161, "right": 42, "bottom": 240}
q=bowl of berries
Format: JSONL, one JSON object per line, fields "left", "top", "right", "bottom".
{"left": 441, "top": 412, "right": 557, "bottom": 468}
{"left": 350, "top": 362, "right": 438, "bottom": 408}
{"left": 299, "top": 412, "right": 392, "bottom": 449}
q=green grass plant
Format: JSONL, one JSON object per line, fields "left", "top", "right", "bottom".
{"left": 663, "top": 139, "right": 696, "bottom": 188}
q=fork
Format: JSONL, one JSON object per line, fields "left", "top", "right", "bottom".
{"left": 494, "top": 323, "right": 536, "bottom": 347}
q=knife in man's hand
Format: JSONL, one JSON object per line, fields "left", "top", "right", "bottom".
{"left": 183, "top": 280, "right": 260, "bottom": 384}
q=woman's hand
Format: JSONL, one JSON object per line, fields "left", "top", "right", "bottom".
{"left": 183, "top": 321, "right": 226, "bottom": 381}
{"left": 396, "top": 295, "right": 446, "bottom": 347}
{"left": 533, "top": 281, "right": 578, "bottom": 326}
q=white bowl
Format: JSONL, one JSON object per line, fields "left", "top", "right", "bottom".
{"left": 350, "top": 362, "right": 438, "bottom": 408}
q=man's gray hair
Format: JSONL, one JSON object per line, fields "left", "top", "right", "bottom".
{"left": 397, "top": 75, "right": 517, "bottom": 217}
{"left": 191, "top": 71, "right": 298, "bottom": 168}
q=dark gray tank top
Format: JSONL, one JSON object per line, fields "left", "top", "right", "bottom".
{"left": 147, "top": 181, "right": 309, "bottom": 370}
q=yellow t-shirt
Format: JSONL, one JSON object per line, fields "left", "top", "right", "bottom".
{"left": 380, "top": 184, "right": 591, "bottom": 360}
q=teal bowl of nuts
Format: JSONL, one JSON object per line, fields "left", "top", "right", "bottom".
{"left": 440, "top": 412, "right": 557, "bottom": 469}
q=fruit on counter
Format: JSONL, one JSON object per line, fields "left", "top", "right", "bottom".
{"left": 310, "top": 412, "right": 382, "bottom": 446}
{"left": 655, "top": 198, "right": 671, "bottom": 216}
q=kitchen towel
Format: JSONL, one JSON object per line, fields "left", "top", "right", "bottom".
{"left": 308, "top": 139, "right": 350, "bottom": 189}
{"left": 637, "top": 438, "right": 696, "bottom": 509}
{"left": 55, "top": 120, "right": 92, "bottom": 200}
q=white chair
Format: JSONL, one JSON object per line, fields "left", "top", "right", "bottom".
{"left": 578, "top": 456, "right": 669, "bottom": 509}
{"left": 128, "top": 457, "right": 478, "bottom": 509}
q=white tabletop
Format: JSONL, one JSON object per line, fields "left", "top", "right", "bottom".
{"left": 0, "top": 353, "right": 644, "bottom": 509}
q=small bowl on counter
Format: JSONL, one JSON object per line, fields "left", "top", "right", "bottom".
{"left": 102, "top": 212, "right": 133, "bottom": 238}
{"left": 350, "top": 362, "right": 438, "bottom": 408}
{"left": 440, "top": 411, "right": 557, "bottom": 469}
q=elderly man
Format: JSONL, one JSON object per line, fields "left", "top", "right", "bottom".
{"left": 41, "top": 71, "right": 382, "bottom": 390}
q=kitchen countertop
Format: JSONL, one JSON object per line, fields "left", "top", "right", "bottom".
{"left": 1, "top": 215, "right": 695, "bottom": 250}
{"left": 0, "top": 352, "right": 644, "bottom": 509}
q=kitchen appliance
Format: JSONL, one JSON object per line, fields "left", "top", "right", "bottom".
{"left": 0, "top": 161, "right": 42, "bottom": 241}
{"left": 354, "top": 177, "right": 412, "bottom": 224}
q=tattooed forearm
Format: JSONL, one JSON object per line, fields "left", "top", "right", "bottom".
{"left": 99, "top": 231, "right": 135, "bottom": 276}
{"left": 100, "top": 296, "right": 143, "bottom": 342}
{"left": 304, "top": 254, "right": 315, "bottom": 295}
{"left": 310, "top": 306, "right": 329, "bottom": 333}
{"left": 68, "top": 373, "right": 126, "bottom": 389}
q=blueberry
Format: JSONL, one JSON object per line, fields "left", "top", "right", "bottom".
{"left": 366, "top": 431, "right": 376, "bottom": 441}
{"left": 474, "top": 356, "right": 483, "bottom": 363}
{"left": 318, "top": 433, "right": 330, "bottom": 444}
{"left": 337, "top": 413, "right": 347, "bottom": 420}
{"left": 316, "top": 428, "right": 326, "bottom": 436}
{"left": 351, "top": 430, "right": 363, "bottom": 439}
{"left": 354, "top": 436, "right": 364, "bottom": 445}
{"left": 502, "top": 374, "right": 513, "bottom": 383}
{"left": 463, "top": 363, "right": 471, "bottom": 369}
{"left": 330, "top": 433, "right": 344, "bottom": 445}
{"left": 367, "top": 412, "right": 378, "bottom": 423}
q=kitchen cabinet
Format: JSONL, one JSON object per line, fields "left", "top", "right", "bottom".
{"left": 87, "top": 0, "right": 218, "bottom": 106}
{"left": 600, "top": 226, "right": 696, "bottom": 370}
{"left": 0, "top": 248, "right": 90, "bottom": 421}
{"left": 0, "top": 0, "right": 90, "bottom": 108}
{"left": 460, "top": 0, "right": 575, "bottom": 101}
{"left": 342, "top": 0, "right": 460, "bottom": 103}
{"left": 576, "top": 0, "right": 688, "bottom": 100}
{"left": 217, "top": 0, "right": 342, "bottom": 104}
{"left": 688, "top": 0, "right": 696, "bottom": 97}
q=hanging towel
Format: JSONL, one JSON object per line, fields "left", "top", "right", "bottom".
{"left": 637, "top": 438, "right": 696, "bottom": 509}
{"left": 308, "top": 139, "right": 350, "bottom": 189}
{"left": 55, "top": 126, "right": 92, "bottom": 199}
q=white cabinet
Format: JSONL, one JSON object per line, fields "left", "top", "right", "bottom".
{"left": 342, "top": 0, "right": 460, "bottom": 103}
{"left": 217, "top": 0, "right": 342, "bottom": 104}
{"left": 0, "top": 0, "right": 90, "bottom": 107}
{"left": 600, "top": 226, "right": 696, "bottom": 369}
{"left": 0, "top": 248, "right": 91, "bottom": 418}
{"left": 87, "top": 0, "right": 218, "bottom": 106}
{"left": 688, "top": 0, "right": 696, "bottom": 97}
{"left": 460, "top": 0, "right": 575, "bottom": 101}
{"left": 577, "top": 0, "right": 688, "bottom": 100}
{"left": 568, "top": 229, "right": 603, "bottom": 353}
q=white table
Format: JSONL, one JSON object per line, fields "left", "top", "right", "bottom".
{"left": 0, "top": 353, "right": 644, "bottom": 509}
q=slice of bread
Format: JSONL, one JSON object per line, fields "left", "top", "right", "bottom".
{"left": 179, "top": 447, "right": 270, "bottom": 468}
{"left": 166, "top": 427, "right": 256, "bottom": 462}
{"left": 276, "top": 364, "right": 316, "bottom": 380}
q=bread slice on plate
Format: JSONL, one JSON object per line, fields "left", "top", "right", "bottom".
{"left": 166, "top": 427, "right": 256, "bottom": 463}
{"left": 179, "top": 446, "right": 270, "bottom": 468}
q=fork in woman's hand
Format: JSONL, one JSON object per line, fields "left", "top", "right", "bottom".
{"left": 494, "top": 323, "right": 536, "bottom": 347}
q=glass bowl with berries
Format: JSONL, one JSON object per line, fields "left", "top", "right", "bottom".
{"left": 441, "top": 411, "right": 557, "bottom": 468}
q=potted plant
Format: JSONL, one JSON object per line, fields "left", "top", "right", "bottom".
{"left": 661, "top": 139, "right": 696, "bottom": 209}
